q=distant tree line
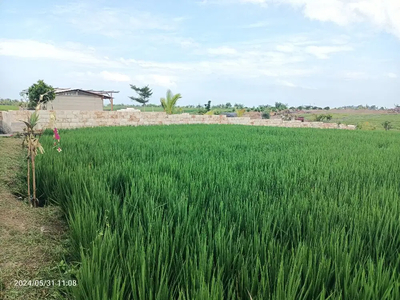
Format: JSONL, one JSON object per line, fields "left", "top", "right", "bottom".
{"left": 333, "top": 105, "right": 386, "bottom": 110}
{"left": 6, "top": 79, "right": 394, "bottom": 113}
{"left": 0, "top": 98, "right": 23, "bottom": 105}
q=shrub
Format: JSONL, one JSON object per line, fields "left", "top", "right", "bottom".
{"left": 235, "top": 109, "right": 246, "bottom": 117}
{"left": 262, "top": 112, "right": 270, "bottom": 119}
{"left": 213, "top": 110, "right": 222, "bottom": 115}
{"left": 382, "top": 121, "right": 393, "bottom": 131}
{"left": 314, "top": 114, "right": 332, "bottom": 121}
{"left": 356, "top": 122, "right": 376, "bottom": 130}
{"left": 314, "top": 114, "right": 326, "bottom": 121}
{"left": 197, "top": 107, "right": 208, "bottom": 115}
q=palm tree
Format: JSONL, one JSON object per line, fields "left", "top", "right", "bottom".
{"left": 160, "top": 90, "right": 182, "bottom": 114}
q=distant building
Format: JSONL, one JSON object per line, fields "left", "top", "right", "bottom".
{"left": 20, "top": 88, "right": 119, "bottom": 111}
{"left": 48, "top": 89, "right": 118, "bottom": 111}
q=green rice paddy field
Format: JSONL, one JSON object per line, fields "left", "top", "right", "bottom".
{"left": 0, "top": 105, "right": 19, "bottom": 111}
{"left": 36, "top": 125, "right": 400, "bottom": 299}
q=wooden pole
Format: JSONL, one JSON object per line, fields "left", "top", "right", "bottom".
{"left": 31, "top": 145, "right": 37, "bottom": 208}
{"left": 111, "top": 93, "right": 113, "bottom": 111}
{"left": 27, "top": 152, "right": 31, "bottom": 206}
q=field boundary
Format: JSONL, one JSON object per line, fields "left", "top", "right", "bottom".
{"left": 0, "top": 137, "right": 67, "bottom": 299}
{"left": 0, "top": 110, "right": 356, "bottom": 133}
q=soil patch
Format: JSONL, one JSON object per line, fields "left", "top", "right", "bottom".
{"left": 0, "top": 137, "right": 67, "bottom": 300}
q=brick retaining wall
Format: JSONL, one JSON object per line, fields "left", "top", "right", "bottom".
{"left": 0, "top": 110, "right": 356, "bottom": 133}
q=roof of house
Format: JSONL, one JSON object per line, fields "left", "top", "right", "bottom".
{"left": 20, "top": 88, "right": 119, "bottom": 100}
{"left": 54, "top": 88, "right": 119, "bottom": 100}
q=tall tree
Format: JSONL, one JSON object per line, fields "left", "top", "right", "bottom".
{"left": 129, "top": 85, "right": 153, "bottom": 111}
{"left": 274, "top": 102, "right": 288, "bottom": 111}
{"left": 25, "top": 80, "right": 55, "bottom": 109}
{"left": 205, "top": 100, "right": 211, "bottom": 112}
{"left": 234, "top": 103, "right": 244, "bottom": 109}
{"left": 160, "top": 90, "right": 182, "bottom": 114}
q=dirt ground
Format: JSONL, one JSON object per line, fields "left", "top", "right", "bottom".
{"left": 0, "top": 137, "right": 67, "bottom": 300}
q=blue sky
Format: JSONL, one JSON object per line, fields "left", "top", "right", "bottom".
{"left": 0, "top": 0, "right": 399, "bottom": 108}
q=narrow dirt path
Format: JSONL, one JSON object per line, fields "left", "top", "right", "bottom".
{"left": 0, "top": 137, "right": 67, "bottom": 300}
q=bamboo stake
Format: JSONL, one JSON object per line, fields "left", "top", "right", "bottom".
{"left": 31, "top": 149, "right": 36, "bottom": 207}
{"left": 27, "top": 151, "right": 31, "bottom": 206}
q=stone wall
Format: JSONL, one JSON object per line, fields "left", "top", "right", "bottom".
{"left": 0, "top": 110, "right": 356, "bottom": 133}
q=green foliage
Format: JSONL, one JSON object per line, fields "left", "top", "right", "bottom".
{"left": 314, "top": 114, "right": 332, "bottom": 121}
{"left": 129, "top": 85, "right": 153, "bottom": 107}
{"left": 197, "top": 107, "right": 208, "bottom": 115}
{"left": 382, "top": 121, "right": 393, "bottom": 131}
{"left": 160, "top": 90, "right": 182, "bottom": 114}
{"left": 262, "top": 112, "right": 270, "bottom": 119}
{"left": 225, "top": 102, "right": 232, "bottom": 109}
{"left": 36, "top": 125, "right": 400, "bottom": 299}
{"left": 314, "top": 114, "right": 325, "bottom": 121}
{"left": 297, "top": 112, "right": 400, "bottom": 131}
{"left": 0, "top": 98, "right": 22, "bottom": 106}
{"left": 234, "top": 103, "right": 244, "bottom": 109}
{"left": 25, "top": 111, "right": 40, "bottom": 130}
{"left": 0, "top": 105, "right": 19, "bottom": 111}
{"left": 205, "top": 100, "right": 211, "bottom": 112}
{"left": 213, "top": 109, "right": 222, "bottom": 115}
{"left": 274, "top": 102, "right": 288, "bottom": 111}
{"left": 356, "top": 122, "right": 377, "bottom": 130}
{"left": 324, "top": 106, "right": 330, "bottom": 110}
{"left": 235, "top": 109, "right": 245, "bottom": 117}
{"left": 25, "top": 80, "right": 55, "bottom": 109}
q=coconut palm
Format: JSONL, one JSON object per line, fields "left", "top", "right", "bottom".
{"left": 160, "top": 90, "right": 182, "bottom": 114}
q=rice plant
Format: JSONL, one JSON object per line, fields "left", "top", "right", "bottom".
{"left": 36, "top": 125, "right": 400, "bottom": 299}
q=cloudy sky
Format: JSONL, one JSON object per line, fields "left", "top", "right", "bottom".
{"left": 0, "top": 0, "right": 399, "bottom": 108}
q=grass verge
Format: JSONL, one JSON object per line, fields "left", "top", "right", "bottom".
{"left": 0, "top": 137, "right": 69, "bottom": 300}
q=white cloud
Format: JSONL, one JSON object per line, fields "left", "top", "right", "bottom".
{"left": 275, "top": 79, "right": 317, "bottom": 89}
{"left": 277, "top": 80, "right": 297, "bottom": 88}
{"left": 0, "top": 37, "right": 329, "bottom": 89}
{"left": 153, "top": 75, "right": 177, "bottom": 88}
{"left": 120, "top": 58, "right": 193, "bottom": 72}
{"left": 207, "top": 47, "right": 238, "bottom": 55}
{"left": 207, "top": 0, "right": 400, "bottom": 39}
{"left": 342, "top": 71, "right": 369, "bottom": 80}
{"left": 387, "top": 73, "right": 397, "bottom": 79}
{"left": 100, "top": 71, "right": 131, "bottom": 82}
{"left": 0, "top": 39, "right": 113, "bottom": 66}
{"left": 240, "top": 0, "right": 267, "bottom": 5}
{"left": 133, "top": 74, "right": 177, "bottom": 88}
{"left": 305, "top": 45, "right": 353, "bottom": 59}
{"left": 276, "top": 44, "right": 295, "bottom": 53}
{"left": 52, "top": 3, "right": 183, "bottom": 38}
{"left": 241, "top": 21, "right": 270, "bottom": 28}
